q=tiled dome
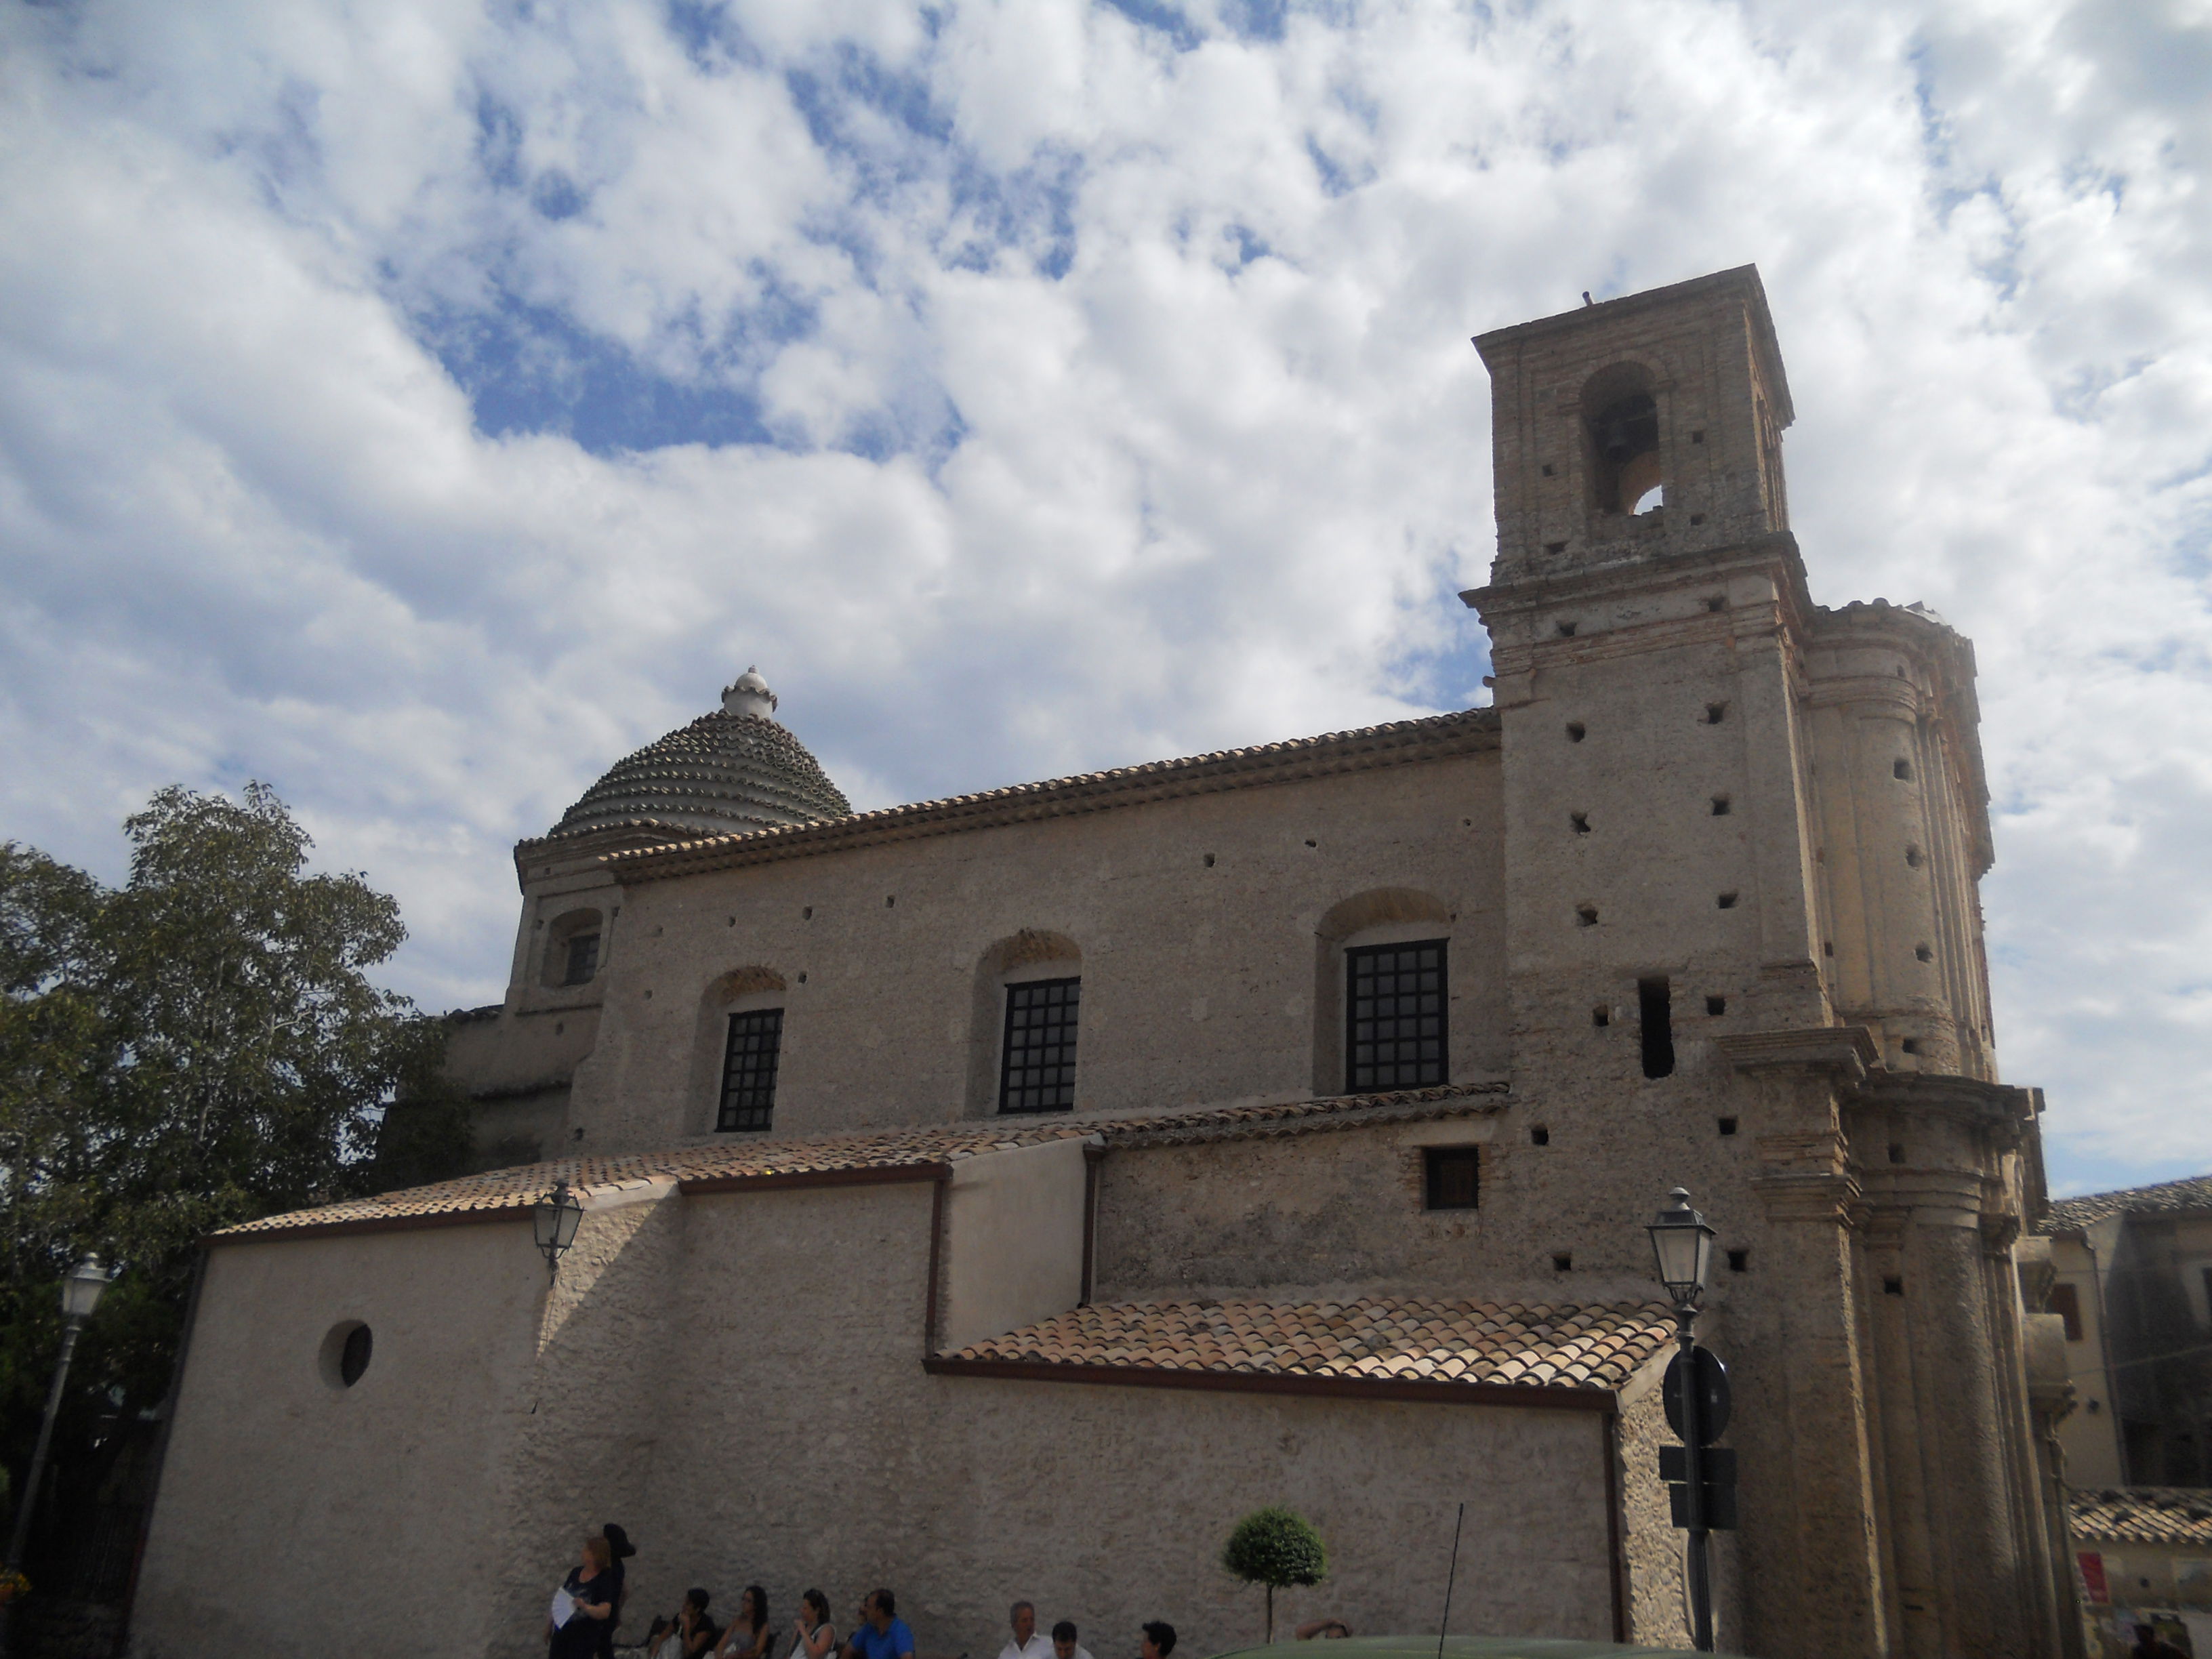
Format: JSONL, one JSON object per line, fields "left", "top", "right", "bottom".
{"left": 548, "top": 671, "right": 853, "bottom": 841}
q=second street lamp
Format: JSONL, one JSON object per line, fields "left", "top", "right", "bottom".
{"left": 0, "top": 1254, "right": 115, "bottom": 1659}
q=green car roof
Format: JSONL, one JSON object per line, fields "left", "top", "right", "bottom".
{"left": 1208, "top": 1636, "right": 1744, "bottom": 1659}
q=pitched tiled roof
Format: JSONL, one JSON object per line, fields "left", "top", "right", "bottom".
{"left": 2042, "top": 1174, "right": 2212, "bottom": 1233}
{"left": 2070, "top": 1488, "right": 2212, "bottom": 1547}
{"left": 589, "top": 708, "right": 1500, "bottom": 883}
{"left": 544, "top": 710, "right": 853, "bottom": 842}
{"left": 218, "top": 1086, "right": 1509, "bottom": 1240}
{"left": 942, "top": 1297, "right": 1672, "bottom": 1394}
{"left": 1099, "top": 1082, "right": 1506, "bottom": 1147}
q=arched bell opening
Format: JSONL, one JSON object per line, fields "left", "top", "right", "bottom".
{"left": 1581, "top": 364, "right": 1662, "bottom": 516}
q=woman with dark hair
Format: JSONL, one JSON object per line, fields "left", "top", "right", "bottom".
{"left": 790, "top": 1589, "right": 838, "bottom": 1659}
{"left": 645, "top": 1589, "right": 722, "bottom": 1659}
{"left": 547, "top": 1536, "right": 617, "bottom": 1658}
{"left": 712, "top": 1584, "right": 771, "bottom": 1659}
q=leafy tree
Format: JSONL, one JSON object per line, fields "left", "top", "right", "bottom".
{"left": 1223, "top": 1505, "right": 1328, "bottom": 1642}
{"left": 0, "top": 784, "right": 465, "bottom": 1578}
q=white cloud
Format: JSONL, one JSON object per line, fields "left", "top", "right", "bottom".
{"left": 1, "top": 0, "right": 2207, "bottom": 1191}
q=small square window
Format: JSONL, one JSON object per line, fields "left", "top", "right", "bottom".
{"left": 1000, "top": 978, "right": 1080, "bottom": 1113}
{"left": 1346, "top": 939, "right": 1449, "bottom": 1092}
{"left": 717, "top": 1008, "right": 783, "bottom": 1132}
{"left": 1424, "top": 1147, "right": 1480, "bottom": 1210}
{"left": 562, "top": 933, "right": 600, "bottom": 986}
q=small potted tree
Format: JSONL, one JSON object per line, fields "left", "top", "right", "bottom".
{"left": 1221, "top": 1506, "right": 1328, "bottom": 1643}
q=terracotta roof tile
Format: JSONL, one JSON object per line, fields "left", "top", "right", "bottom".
{"left": 2043, "top": 1174, "right": 2212, "bottom": 1233}
{"left": 544, "top": 709, "right": 853, "bottom": 842}
{"left": 2069, "top": 1488, "right": 2212, "bottom": 1547}
{"left": 217, "top": 1084, "right": 1509, "bottom": 1239}
{"left": 944, "top": 1297, "right": 1673, "bottom": 1394}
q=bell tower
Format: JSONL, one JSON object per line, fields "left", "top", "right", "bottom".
{"left": 1462, "top": 269, "right": 2065, "bottom": 1659}
{"left": 1467, "top": 267, "right": 1831, "bottom": 1075}
{"left": 1480, "top": 264, "right": 1794, "bottom": 586}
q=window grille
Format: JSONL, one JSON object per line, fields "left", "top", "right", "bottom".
{"left": 1346, "top": 939, "right": 1448, "bottom": 1092}
{"left": 999, "top": 977, "right": 1080, "bottom": 1113}
{"left": 562, "top": 933, "right": 600, "bottom": 986}
{"left": 1424, "top": 1147, "right": 1480, "bottom": 1210}
{"left": 717, "top": 1008, "right": 783, "bottom": 1132}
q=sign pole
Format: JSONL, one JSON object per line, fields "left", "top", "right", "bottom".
{"left": 1679, "top": 1308, "right": 1713, "bottom": 1653}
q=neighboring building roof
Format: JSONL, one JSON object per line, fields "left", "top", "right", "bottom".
{"left": 2041, "top": 1174, "right": 2212, "bottom": 1233}
{"left": 220, "top": 1084, "right": 1510, "bottom": 1240}
{"left": 2070, "top": 1488, "right": 2212, "bottom": 1548}
{"left": 587, "top": 707, "right": 1501, "bottom": 884}
{"left": 544, "top": 673, "right": 853, "bottom": 842}
{"left": 937, "top": 1296, "right": 1673, "bottom": 1397}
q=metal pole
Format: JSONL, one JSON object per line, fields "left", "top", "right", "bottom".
{"left": 1436, "top": 1500, "right": 1465, "bottom": 1659}
{"left": 6, "top": 1319, "right": 83, "bottom": 1570}
{"left": 0, "top": 1317, "right": 87, "bottom": 1659}
{"left": 1679, "top": 1307, "right": 1713, "bottom": 1654}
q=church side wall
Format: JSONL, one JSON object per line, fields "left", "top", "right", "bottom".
{"left": 1091, "top": 1119, "right": 1584, "bottom": 1306}
{"left": 488, "top": 1182, "right": 1624, "bottom": 1658}
{"left": 134, "top": 1223, "right": 545, "bottom": 1659}
{"left": 563, "top": 751, "right": 1507, "bottom": 1155}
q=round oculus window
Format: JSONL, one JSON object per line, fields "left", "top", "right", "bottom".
{"left": 319, "top": 1319, "right": 373, "bottom": 1389}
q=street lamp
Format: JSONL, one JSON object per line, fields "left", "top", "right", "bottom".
{"left": 1648, "top": 1186, "right": 1715, "bottom": 1311}
{"left": 1646, "top": 1189, "right": 1729, "bottom": 1654}
{"left": 533, "top": 1181, "right": 584, "bottom": 1279}
{"left": 1, "top": 1254, "right": 114, "bottom": 1654}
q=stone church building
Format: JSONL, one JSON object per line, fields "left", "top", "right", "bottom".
{"left": 134, "top": 268, "right": 2078, "bottom": 1659}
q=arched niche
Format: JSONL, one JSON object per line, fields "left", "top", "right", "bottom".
{"left": 966, "top": 930, "right": 1083, "bottom": 1116}
{"left": 1311, "top": 888, "right": 1455, "bottom": 1096}
{"left": 689, "top": 964, "right": 790, "bottom": 1134}
{"left": 1581, "top": 360, "right": 1664, "bottom": 516}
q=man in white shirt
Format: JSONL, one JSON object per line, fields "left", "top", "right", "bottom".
{"left": 1050, "top": 1620, "right": 1094, "bottom": 1659}
{"left": 998, "top": 1603, "right": 1052, "bottom": 1659}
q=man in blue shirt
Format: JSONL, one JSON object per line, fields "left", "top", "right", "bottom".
{"left": 846, "top": 1590, "right": 915, "bottom": 1659}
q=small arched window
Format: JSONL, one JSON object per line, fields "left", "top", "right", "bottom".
{"left": 695, "top": 966, "right": 787, "bottom": 1133}
{"left": 1313, "top": 889, "right": 1454, "bottom": 1095}
{"left": 968, "top": 931, "right": 1082, "bottom": 1115}
{"left": 540, "top": 908, "right": 605, "bottom": 989}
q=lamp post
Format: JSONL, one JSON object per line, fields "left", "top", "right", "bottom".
{"left": 533, "top": 1181, "right": 584, "bottom": 1279}
{"left": 1, "top": 1254, "right": 114, "bottom": 1654}
{"left": 1647, "top": 1189, "right": 1721, "bottom": 1653}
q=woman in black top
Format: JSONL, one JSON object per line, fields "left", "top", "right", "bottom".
{"left": 598, "top": 1523, "right": 636, "bottom": 1659}
{"left": 549, "top": 1536, "right": 617, "bottom": 1659}
{"left": 646, "top": 1589, "right": 722, "bottom": 1659}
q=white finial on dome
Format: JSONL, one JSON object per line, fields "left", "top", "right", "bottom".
{"left": 722, "top": 665, "right": 779, "bottom": 720}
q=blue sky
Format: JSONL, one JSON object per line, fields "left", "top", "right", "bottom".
{"left": 3, "top": 0, "right": 2209, "bottom": 1195}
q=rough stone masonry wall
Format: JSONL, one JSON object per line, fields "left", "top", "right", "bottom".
{"left": 552, "top": 750, "right": 1509, "bottom": 1155}
{"left": 602, "top": 1182, "right": 1629, "bottom": 1659}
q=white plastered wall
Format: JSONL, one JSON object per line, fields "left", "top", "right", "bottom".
{"left": 134, "top": 1221, "right": 546, "bottom": 1659}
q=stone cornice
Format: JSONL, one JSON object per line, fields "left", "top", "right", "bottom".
{"left": 1847, "top": 1072, "right": 2036, "bottom": 1150}
{"left": 1716, "top": 1025, "right": 1879, "bottom": 1080}
{"left": 1460, "top": 532, "right": 1815, "bottom": 628}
